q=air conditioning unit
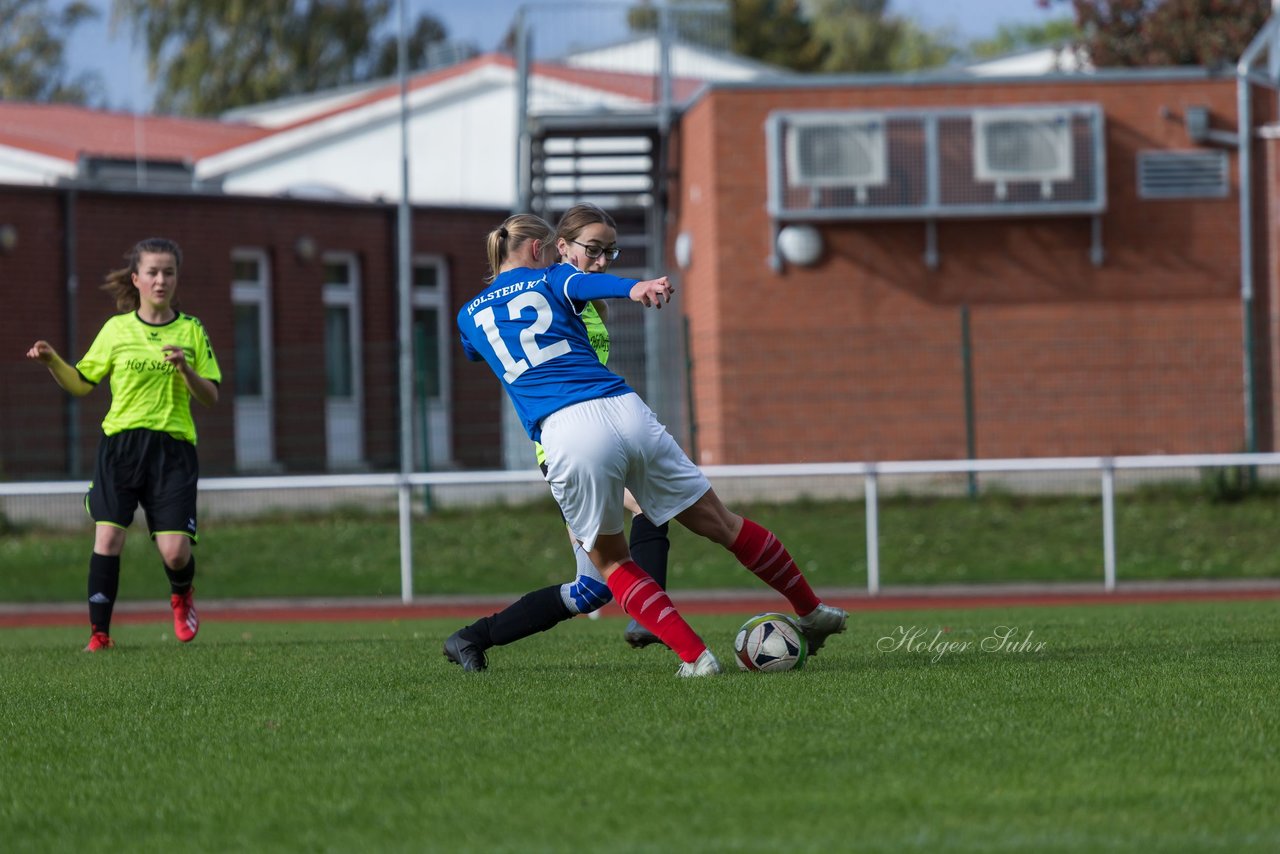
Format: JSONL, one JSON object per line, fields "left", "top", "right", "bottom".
{"left": 785, "top": 114, "right": 887, "bottom": 203}
{"left": 972, "top": 108, "right": 1074, "bottom": 199}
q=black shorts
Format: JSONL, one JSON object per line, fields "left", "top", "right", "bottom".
{"left": 85, "top": 429, "right": 200, "bottom": 541}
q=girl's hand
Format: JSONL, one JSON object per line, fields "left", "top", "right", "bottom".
{"left": 26, "top": 341, "right": 56, "bottom": 364}
{"left": 161, "top": 344, "right": 190, "bottom": 372}
{"left": 630, "top": 277, "right": 673, "bottom": 309}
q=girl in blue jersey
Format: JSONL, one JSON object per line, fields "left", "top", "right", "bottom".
{"left": 27, "top": 237, "right": 220, "bottom": 651}
{"left": 443, "top": 204, "right": 672, "bottom": 671}
{"left": 450, "top": 214, "right": 847, "bottom": 676}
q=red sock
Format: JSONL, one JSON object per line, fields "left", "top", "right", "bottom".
{"left": 730, "top": 518, "right": 821, "bottom": 616}
{"left": 607, "top": 561, "right": 706, "bottom": 663}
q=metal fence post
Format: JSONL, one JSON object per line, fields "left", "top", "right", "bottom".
{"left": 865, "top": 465, "right": 880, "bottom": 595}
{"left": 1101, "top": 459, "right": 1116, "bottom": 591}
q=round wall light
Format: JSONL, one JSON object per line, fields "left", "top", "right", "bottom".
{"left": 776, "top": 224, "right": 823, "bottom": 267}
{"left": 674, "top": 231, "right": 693, "bottom": 269}
{"left": 294, "top": 235, "right": 318, "bottom": 262}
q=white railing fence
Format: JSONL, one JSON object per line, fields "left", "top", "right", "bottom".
{"left": 3, "top": 452, "right": 1278, "bottom": 602}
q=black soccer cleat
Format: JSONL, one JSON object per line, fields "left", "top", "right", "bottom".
{"left": 623, "top": 619, "right": 664, "bottom": 649}
{"left": 443, "top": 629, "right": 488, "bottom": 672}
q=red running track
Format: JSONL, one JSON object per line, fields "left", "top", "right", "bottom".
{"left": 4, "top": 584, "right": 1279, "bottom": 629}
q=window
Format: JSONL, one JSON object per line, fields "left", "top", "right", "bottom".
{"left": 414, "top": 264, "right": 439, "bottom": 289}
{"left": 325, "top": 306, "right": 354, "bottom": 397}
{"left": 321, "top": 252, "right": 364, "bottom": 468}
{"left": 322, "top": 257, "right": 360, "bottom": 401}
{"left": 413, "top": 308, "right": 441, "bottom": 399}
{"left": 233, "top": 304, "right": 263, "bottom": 396}
{"left": 411, "top": 256, "right": 451, "bottom": 469}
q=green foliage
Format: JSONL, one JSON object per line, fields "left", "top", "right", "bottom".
{"left": 1197, "top": 462, "right": 1273, "bottom": 503}
{"left": 731, "top": 0, "right": 827, "bottom": 71}
{"left": 0, "top": 0, "right": 101, "bottom": 103}
{"left": 1, "top": 602, "right": 1277, "bottom": 850}
{"left": 969, "top": 17, "right": 1081, "bottom": 60}
{"left": 629, "top": 0, "right": 958, "bottom": 74}
{"left": 109, "top": 0, "right": 453, "bottom": 116}
{"left": 806, "top": 0, "right": 956, "bottom": 72}
{"left": 1041, "top": 0, "right": 1271, "bottom": 67}
{"left": 625, "top": 0, "right": 734, "bottom": 51}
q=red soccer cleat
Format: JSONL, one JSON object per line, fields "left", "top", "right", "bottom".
{"left": 83, "top": 631, "right": 114, "bottom": 652}
{"left": 171, "top": 587, "right": 199, "bottom": 643}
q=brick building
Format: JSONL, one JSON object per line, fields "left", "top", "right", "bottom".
{"left": 4, "top": 54, "right": 1280, "bottom": 478}
{"left": 671, "top": 69, "right": 1278, "bottom": 464}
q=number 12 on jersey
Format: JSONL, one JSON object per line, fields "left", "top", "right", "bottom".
{"left": 473, "top": 292, "right": 571, "bottom": 383}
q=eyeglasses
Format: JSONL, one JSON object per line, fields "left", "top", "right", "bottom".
{"left": 570, "top": 240, "right": 620, "bottom": 261}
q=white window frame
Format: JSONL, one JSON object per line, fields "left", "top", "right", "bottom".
{"left": 230, "top": 248, "right": 276, "bottom": 470}
{"left": 322, "top": 251, "right": 365, "bottom": 468}
{"left": 411, "top": 253, "right": 452, "bottom": 469}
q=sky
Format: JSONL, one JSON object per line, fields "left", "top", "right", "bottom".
{"left": 61, "top": 0, "right": 1062, "bottom": 113}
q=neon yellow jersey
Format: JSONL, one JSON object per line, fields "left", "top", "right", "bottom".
{"left": 534, "top": 301, "right": 609, "bottom": 466}
{"left": 76, "top": 312, "right": 222, "bottom": 444}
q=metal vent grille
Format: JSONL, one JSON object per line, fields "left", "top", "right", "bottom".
{"left": 1137, "top": 150, "right": 1229, "bottom": 199}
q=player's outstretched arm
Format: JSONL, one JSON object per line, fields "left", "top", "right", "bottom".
{"left": 26, "top": 340, "right": 93, "bottom": 397}
{"left": 629, "top": 277, "right": 673, "bottom": 309}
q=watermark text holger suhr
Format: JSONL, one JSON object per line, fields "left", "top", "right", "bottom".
{"left": 877, "top": 626, "right": 1047, "bottom": 663}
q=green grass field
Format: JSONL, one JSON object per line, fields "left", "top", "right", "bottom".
{"left": 2, "top": 600, "right": 1277, "bottom": 852}
{"left": 3, "top": 487, "right": 1280, "bottom": 603}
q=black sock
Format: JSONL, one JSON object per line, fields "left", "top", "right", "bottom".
{"left": 88, "top": 552, "right": 121, "bottom": 635}
{"left": 629, "top": 514, "right": 671, "bottom": 589}
{"left": 165, "top": 554, "right": 195, "bottom": 595}
{"left": 463, "top": 585, "right": 572, "bottom": 649}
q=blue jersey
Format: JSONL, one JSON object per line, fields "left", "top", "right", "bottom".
{"left": 458, "top": 263, "right": 639, "bottom": 442}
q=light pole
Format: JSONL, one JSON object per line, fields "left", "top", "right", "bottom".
{"left": 396, "top": 0, "right": 415, "bottom": 602}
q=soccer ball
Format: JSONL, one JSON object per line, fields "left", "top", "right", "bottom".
{"left": 733, "top": 613, "right": 808, "bottom": 672}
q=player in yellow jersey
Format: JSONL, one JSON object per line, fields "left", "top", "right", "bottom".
{"left": 27, "top": 238, "right": 221, "bottom": 651}
{"left": 444, "top": 204, "right": 673, "bottom": 670}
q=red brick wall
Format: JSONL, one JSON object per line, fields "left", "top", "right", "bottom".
{"left": 672, "top": 97, "right": 731, "bottom": 462}
{"left": 676, "top": 75, "right": 1274, "bottom": 464}
{"left": 0, "top": 187, "right": 68, "bottom": 478}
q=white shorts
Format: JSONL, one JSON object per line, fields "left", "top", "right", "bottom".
{"left": 541, "top": 393, "right": 710, "bottom": 552}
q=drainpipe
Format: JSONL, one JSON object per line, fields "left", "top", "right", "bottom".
{"left": 1238, "top": 65, "right": 1257, "bottom": 454}
{"left": 1236, "top": 15, "right": 1280, "bottom": 453}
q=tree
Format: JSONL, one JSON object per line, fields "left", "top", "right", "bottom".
{"left": 969, "top": 18, "right": 1080, "bottom": 61}
{"left": 628, "top": 0, "right": 958, "bottom": 73}
{"left": 0, "top": 0, "right": 102, "bottom": 103}
{"left": 734, "top": 0, "right": 828, "bottom": 70}
{"left": 110, "top": 0, "right": 454, "bottom": 116}
{"left": 805, "top": 0, "right": 955, "bottom": 73}
{"left": 1038, "top": 0, "right": 1271, "bottom": 67}
{"left": 628, "top": 0, "right": 827, "bottom": 72}
{"left": 369, "top": 14, "right": 448, "bottom": 79}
